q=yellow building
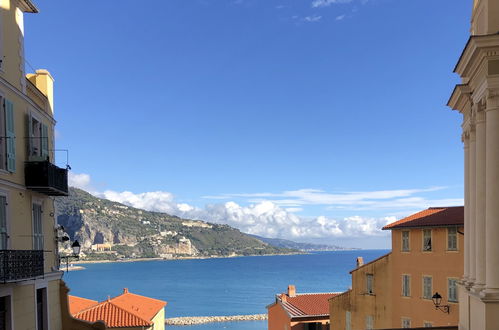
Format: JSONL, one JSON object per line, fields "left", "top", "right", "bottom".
{"left": 0, "top": 1, "right": 105, "bottom": 330}
{"left": 329, "top": 207, "right": 463, "bottom": 329}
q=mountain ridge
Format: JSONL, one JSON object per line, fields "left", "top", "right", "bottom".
{"left": 55, "top": 187, "right": 296, "bottom": 260}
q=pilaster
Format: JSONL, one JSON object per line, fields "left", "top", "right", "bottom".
{"left": 481, "top": 89, "right": 499, "bottom": 299}
{"left": 472, "top": 100, "right": 486, "bottom": 292}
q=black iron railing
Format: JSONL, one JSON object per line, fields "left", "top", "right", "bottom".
{"left": 25, "top": 161, "right": 68, "bottom": 196}
{"left": 0, "top": 250, "right": 44, "bottom": 283}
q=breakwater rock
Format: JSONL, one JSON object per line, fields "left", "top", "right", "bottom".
{"left": 165, "top": 314, "right": 268, "bottom": 325}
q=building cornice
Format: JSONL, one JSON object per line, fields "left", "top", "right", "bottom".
{"left": 448, "top": 84, "right": 472, "bottom": 113}
{"left": 454, "top": 34, "right": 499, "bottom": 78}
{"left": 18, "top": 0, "right": 39, "bottom": 13}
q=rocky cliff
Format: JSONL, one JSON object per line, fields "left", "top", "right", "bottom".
{"left": 55, "top": 188, "right": 294, "bottom": 260}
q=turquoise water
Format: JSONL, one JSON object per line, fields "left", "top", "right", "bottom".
{"left": 65, "top": 250, "right": 388, "bottom": 329}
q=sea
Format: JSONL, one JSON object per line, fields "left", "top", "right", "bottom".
{"left": 65, "top": 250, "right": 388, "bottom": 330}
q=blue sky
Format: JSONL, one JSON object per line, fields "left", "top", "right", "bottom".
{"left": 24, "top": 0, "right": 470, "bottom": 248}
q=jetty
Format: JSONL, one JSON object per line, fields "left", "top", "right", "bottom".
{"left": 165, "top": 314, "right": 267, "bottom": 325}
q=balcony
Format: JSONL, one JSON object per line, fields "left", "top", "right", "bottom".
{"left": 25, "top": 161, "right": 68, "bottom": 196}
{"left": 0, "top": 250, "right": 44, "bottom": 283}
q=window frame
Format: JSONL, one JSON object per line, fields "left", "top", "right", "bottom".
{"left": 32, "top": 200, "right": 43, "bottom": 251}
{"left": 366, "top": 273, "right": 374, "bottom": 295}
{"left": 448, "top": 278, "right": 458, "bottom": 303}
{"left": 0, "top": 287, "right": 13, "bottom": 330}
{"left": 34, "top": 283, "right": 49, "bottom": 330}
{"left": 447, "top": 227, "right": 458, "bottom": 251}
{"left": 345, "top": 311, "right": 351, "bottom": 330}
{"left": 401, "top": 230, "right": 410, "bottom": 252}
{"left": 365, "top": 315, "right": 374, "bottom": 330}
{"left": 401, "top": 318, "right": 411, "bottom": 329}
{"left": 402, "top": 274, "right": 411, "bottom": 297}
{"left": 0, "top": 190, "right": 10, "bottom": 250}
{"left": 422, "top": 275, "right": 433, "bottom": 300}
{"left": 422, "top": 229, "right": 432, "bottom": 252}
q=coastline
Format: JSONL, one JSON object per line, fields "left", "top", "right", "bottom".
{"left": 74, "top": 251, "right": 306, "bottom": 265}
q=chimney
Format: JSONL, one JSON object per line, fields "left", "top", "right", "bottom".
{"left": 280, "top": 294, "right": 287, "bottom": 302}
{"left": 288, "top": 285, "right": 296, "bottom": 297}
{"left": 123, "top": 288, "right": 129, "bottom": 294}
{"left": 356, "top": 257, "right": 364, "bottom": 268}
{"left": 26, "top": 69, "right": 55, "bottom": 115}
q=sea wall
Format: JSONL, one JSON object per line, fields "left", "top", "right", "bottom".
{"left": 165, "top": 314, "right": 267, "bottom": 325}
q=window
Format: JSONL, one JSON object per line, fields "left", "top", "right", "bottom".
{"left": 345, "top": 311, "right": 351, "bottom": 330}
{"left": 423, "top": 229, "right": 432, "bottom": 251}
{"left": 402, "top": 318, "right": 411, "bottom": 328}
{"left": 448, "top": 227, "right": 457, "bottom": 251}
{"left": 448, "top": 278, "right": 458, "bottom": 302}
{"left": 402, "top": 231, "right": 410, "bottom": 251}
{"left": 423, "top": 276, "right": 432, "bottom": 299}
{"left": 402, "top": 275, "right": 411, "bottom": 297}
{"left": 0, "top": 296, "right": 6, "bottom": 330}
{"left": 0, "top": 295, "right": 11, "bottom": 330}
{"left": 36, "top": 288, "right": 48, "bottom": 330}
{"left": 424, "top": 322, "right": 433, "bottom": 328}
{"left": 365, "top": 315, "right": 373, "bottom": 330}
{"left": 28, "top": 113, "right": 48, "bottom": 161}
{"left": 32, "top": 203, "right": 43, "bottom": 250}
{"left": 0, "top": 98, "right": 15, "bottom": 172}
{"left": 0, "top": 195, "right": 7, "bottom": 250}
{"left": 366, "top": 274, "right": 374, "bottom": 294}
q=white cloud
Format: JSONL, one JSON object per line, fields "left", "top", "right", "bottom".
{"left": 312, "top": 0, "right": 353, "bottom": 8}
{"left": 204, "top": 186, "right": 453, "bottom": 211}
{"left": 68, "top": 173, "right": 412, "bottom": 241}
{"left": 303, "top": 15, "right": 322, "bottom": 22}
{"left": 336, "top": 14, "right": 346, "bottom": 20}
{"left": 68, "top": 172, "right": 92, "bottom": 191}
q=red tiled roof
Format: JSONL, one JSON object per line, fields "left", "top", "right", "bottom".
{"left": 110, "top": 290, "right": 167, "bottom": 322}
{"left": 278, "top": 293, "right": 339, "bottom": 318}
{"left": 74, "top": 301, "right": 152, "bottom": 328}
{"left": 382, "top": 206, "right": 464, "bottom": 230}
{"left": 70, "top": 288, "right": 166, "bottom": 328}
{"left": 68, "top": 295, "right": 98, "bottom": 315}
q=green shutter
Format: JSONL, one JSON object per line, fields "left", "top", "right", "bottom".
{"left": 5, "top": 100, "right": 15, "bottom": 172}
{"left": 41, "top": 123, "right": 48, "bottom": 160}
{"left": 27, "top": 112, "right": 33, "bottom": 157}
{"left": 0, "top": 196, "right": 6, "bottom": 249}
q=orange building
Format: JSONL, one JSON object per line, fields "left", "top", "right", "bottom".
{"left": 329, "top": 206, "right": 463, "bottom": 329}
{"left": 267, "top": 285, "right": 338, "bottom": 330}
{"left": 69, "top": 288, "right": 167, "bottom": 330}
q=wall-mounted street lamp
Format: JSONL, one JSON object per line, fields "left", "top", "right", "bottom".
{"left": 60, "top": 240, "right": 81, "bottom": 272}
{"left": 432, "top": 292, "right": 450, "bottom": 314}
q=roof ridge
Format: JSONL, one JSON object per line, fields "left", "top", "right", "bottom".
{"left": 113, "top": 291, "right": 166, "bottom": 305}
{"left": 295, "top": 292, "right": 340, "bottom": 296}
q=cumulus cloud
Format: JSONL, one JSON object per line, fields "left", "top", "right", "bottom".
{"left": 311, "top": 0, "right": 353, "bottom": 8}
{"left": 68, "top": 172, "right": 93, "bottom": 191}
{"left": 67, "top": 173, "right": 461, "bottom": 242}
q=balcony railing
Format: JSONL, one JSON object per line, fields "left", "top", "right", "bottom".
{"left": 0, "top": 250, "right": 44, "bottom": 283}
{"left": 25, "top": 161, "right": 68, "bottom": 196}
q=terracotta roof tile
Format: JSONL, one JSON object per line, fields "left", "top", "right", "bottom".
{"left": 71, "top": 289, "right": 166, "bottom": 328}
{"left": 68, "top": 295, "right": 98, "bottom": 315}
{"left": 74, "top": 301, "right": 152, "bottom": 327}
{"left": 110, "top": 290, "right": 167, "bottom": 322}
{"left": 382, "top": 206, "right": 464, "bottom": 230}
{"left": 279, "top": 293, "right": 339, "bottom": 318}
